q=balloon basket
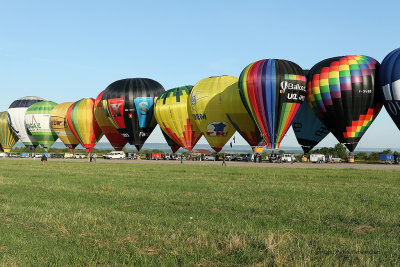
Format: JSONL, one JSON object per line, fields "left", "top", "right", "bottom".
{"left": 301, "top": 156, "right": 308, "bottom": 162}
{"left": 348, "top": 157, "right": 355, "bottom": 163}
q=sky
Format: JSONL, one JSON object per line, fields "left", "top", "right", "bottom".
{"left": 1, "top": 0, "right": 400, "bottom": 150}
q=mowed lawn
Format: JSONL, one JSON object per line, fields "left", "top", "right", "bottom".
{"left": 0, "top": 160, "right": 399, "bottom": 266}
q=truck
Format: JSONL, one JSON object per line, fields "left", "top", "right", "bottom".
{"left": 309, "top": 154, "right": 325, "bottom": 163}
{"left": 380, "top": 154, "right": 394, "bottom": 164}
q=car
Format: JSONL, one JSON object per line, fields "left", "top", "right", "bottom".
{"left": 0, "top": 152, "right": 7, "bottom": 158}
{"left": 281, "top": 154, "right": 295, "bottom": 163}
{"left": 103, "top": 151, "right": 126, "bottom": 159}
{"left": 269, "top": 153, "right": 281, "bottom": 163}
{"left": 329, "top": 155, "right": 342, "bottom": 163}
{"left": 203, "top": 155, "right": 216, "bottom": 161}
{"left": 224, "top": 154, "right": 237, "bottom": 161}
{"left": 126, "top": 153, "right": 137, "bottom": 160}
{"left": 73, "top": 153, "right": 86, "bottom": 159}
{"left": 64, "top": 153, "right": 74, "bottom": 159}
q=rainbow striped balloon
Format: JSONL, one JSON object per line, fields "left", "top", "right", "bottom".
{"left": 239, "top": 59, "right": 306, "bottom": 149}
{"left": 66, "top": 98, "right": 103, "bottom": 153}
{"left": 0, "top": 111, "right": 19, "bottom": 152}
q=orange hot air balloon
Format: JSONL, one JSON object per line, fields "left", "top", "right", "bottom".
{"left": 66, "top": 98, "right": 103, "bottom": 153}
{"left": 94, "top": 91, "right": 127, "bottom": 151}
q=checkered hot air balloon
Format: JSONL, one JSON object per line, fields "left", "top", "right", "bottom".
{"left": 307, "top": 55, "right": 382, "bottom": 152}
{"left": 238, "top": 59, "right": 307, "bottom": 150}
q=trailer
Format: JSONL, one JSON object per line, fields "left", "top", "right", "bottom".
{"left": 380, "top": 154, "right": 394, "bottom": 164}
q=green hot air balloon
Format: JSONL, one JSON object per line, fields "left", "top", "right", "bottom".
{"left": 0, "top": 111, "right": 19, "bottom": 152}
{"left": 25, "top": 101, "right": 59, "bottom": 151}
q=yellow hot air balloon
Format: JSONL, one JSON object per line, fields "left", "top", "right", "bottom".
{"left": 0, "top": 111, "right": 19, "bottom": 152}
{"left": 66, "top": 98, "right": 103, "bottom": 153}
{"left": 50, "top": 102, "right": 80, "bottom": 152}
{"left": 189, "top": 76, "right": 237, "bottom": 152}
{"left": 155, "top": 86, "right": 203, "bottom": 151}
{"left": 222, "top": 82, "right": 265, "bottom": 153}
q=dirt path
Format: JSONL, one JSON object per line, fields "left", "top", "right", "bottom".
{"left": 3, "top": 157, "right": 400, "bottom": 170}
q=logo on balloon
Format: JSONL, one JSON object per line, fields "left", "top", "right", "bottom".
{"left": 139, "top": 102, "right": 149, "bottom": 115}
{"left": 280, "top": 81, "right": 306, "bottom": 94}
{"left": 206, "top": 121, "right": 229, "bottom": 136}
{"left": 108, "top": 98, "right": 125, "bottom": 128}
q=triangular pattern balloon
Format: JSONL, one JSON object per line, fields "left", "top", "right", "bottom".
{"left": 0, "top": 111, "right": 19, "bottom": 152}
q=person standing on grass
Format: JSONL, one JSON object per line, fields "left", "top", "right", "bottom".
{"left": 93, "top": 153, "right": 97, "bottom": 162}
{"left": 222, "top": 155, "right": 226, "bottom": 166}
{"left": 41, "top": 153, "right": 47, "bottom": 166}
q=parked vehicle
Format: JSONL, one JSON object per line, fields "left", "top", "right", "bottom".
{"left": 103, "top": 151, "right": 126, "bottom": 159}
{"left": 0, "top": 152, "right": 7, "bottom": 158}
{"left": 73, "top": 153, "right": 86, "bottom": 159}
{"left": 269, "top": 153, "right": 281, "bottom": 163}
{"left": 281, "top": 154, "right": 296, "bottom": 163}
{"left": 20, "top": 153, "right": 29, "bottom": 158}
{"left": 224, "top": 154, "right": 237, "bottom": 161}
{"left": 126, "top": 153, "right": 137, "bottom": 160}
{"left": 203, "top": 155, "right": 216, "bottom": 161}
{"left": 235, "top": 153, "right": 251, "bottom": 162}
{"left": 310, "top": 154, "right": 325, "bottom": 163}
{"left": 380, "top": 154, "right": 394, "bottom": 164}
{"left": 64, "top": 153, "right": 74, "bottom": 159}
{"left": 328, "top": 155, "right": 342, "bottom": 163}
{"left": 164, "top": 153, "right": 178, "bottom": 160}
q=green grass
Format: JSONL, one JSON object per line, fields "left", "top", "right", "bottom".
{"left": 0, "top": 160, "right": 399, "bottom": 266}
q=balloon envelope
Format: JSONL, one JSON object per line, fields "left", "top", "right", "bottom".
{"left": 239, "top": 59, "right": 307, "bottom": 149}
{"left": 94, "top": 91, "right": 127, "bottom": 151}
{"left": 189, "top": 76, "right": 237, "bottom": 152}
{"left": 67, "top": 98, "right": 103, "bottom": 153}
{"left": 155, "top": 86, "right": 202, "bottom": 151}
{"left": 379, "top": 48, "right": 400, "bottom": 131}
{"left": 292, "top": 101, "right": 329, "bottom": 154}
{"left": 0, "top": 111, "right": 19, "bottom": 152}
{"left": 50, "top": 102, "right": 80, "bottom": 152}
{"left": 102, "top": 78, "right": 164, "bottom": 151}
{"left": 223, "top": 81, "right": 265, "bottom": 153}
{"left": 8, "top": 96, "right": 45, "bottom": 151}
{"left": 307, "top": 55, "right": 382, "bottom": 152}
{"left": 25, "top": 101, "right": 59, "bottom": 151}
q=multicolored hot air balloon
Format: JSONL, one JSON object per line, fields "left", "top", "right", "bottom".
{"left": 154, "top": 86, "right": 203, "bottom": 151}
{"left": 307, "top": 55, "right": 382, "bottom": 152}
{"left": 8, "top": 96, "right": 45, "bottom": 151}
{"left": 50, "top": 102, "right": 80, "bottom": 152}
{"left": 161, "top": 129, "right": 181, "bottom": 153}
{"left": 292, "top": 101, "right": 329, "bottom": 154}
{"left": 239, "top": 59, "right": 307, "bottom": 149}
{"left": 379, "top": 48, "right": 400, "bottom": 131}
{"left": 222, "top": 81, "right": 265, "bottom": 153}
{"left": 189, "top": 76, "right": 237, "bottom": 152}
{"left": 25, "top": 101, "right": 59, "bottom": 151}
{"left": 66, "top": 98, "right": 103, "bottom": 153}
{"left": 94, "top": 91, "right": 127, "bottom": 151}
{"left": 0, "top": 111, "right": 19, "bottom": 152}
{"left": 101, "top": 78, "right": 164, "bottom": 151}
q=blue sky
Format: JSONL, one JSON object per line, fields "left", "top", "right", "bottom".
{"left": 1, "top": 0, "right": 400, "bottom": 149}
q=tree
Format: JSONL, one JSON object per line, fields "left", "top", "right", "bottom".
{"left": 332, "top": 143, "right": 347, "bottom": 159}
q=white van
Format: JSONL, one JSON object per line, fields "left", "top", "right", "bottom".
{"left": 310, "top": 154, "right": 325, "bottom": 163}
{"left": 103, "top": 151, "right": 126, "bottom": 159}
{"left": 281, "top": 154, "right": 295, "bottom": 162}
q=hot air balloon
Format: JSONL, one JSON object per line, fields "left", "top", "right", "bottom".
{"left": 154, "top": 86, "right": 203, "bottom": 152}
{"left": 189, "top": 76, "right": 237, "bottom": 152}
{"left": 239, "top": 59, "right": 307, "bottom": 149}
{"left": 379, "top": 48, "right": 400, "bottom": 131}
{"left": 222, "top": 81, "right": 265, "bottom": 153}
{"left": 307, "top": 55, "right": 382, "bottom": 153}
{"left": 161, "top": 130, "right": 181, "bottom": 153}
{"left": 101, "top": 78, "right": 164, "bottom": 151}
{"left": 0, "top": 111, "right": 19, "bottom": 152}
{"left": 25, "top": 101, "right": 59, "bottom": 151}
{"left": 66, "top": 98, "right": 103, "bottom": 153}
{"left": 94, "top": 91, "right": 127, "bottom": 151}
{"left": 8, "top": 96, "right": 45, "bottom": 152}
{"left": 292, "top": 101, "right": 329, "bottom": 154}
{"left": 50, "top": 102, "right": 80, "bottom": 152}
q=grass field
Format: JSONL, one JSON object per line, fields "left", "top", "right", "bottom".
{"left": 0, "top": 159, "right": 399, "bottom": 266}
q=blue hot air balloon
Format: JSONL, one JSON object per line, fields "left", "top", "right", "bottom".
{"left": 292, "top": 101, "right": 330, "bottom": 154}
{"left": 380, "top": 48, "right": 400, "bottom": 130}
